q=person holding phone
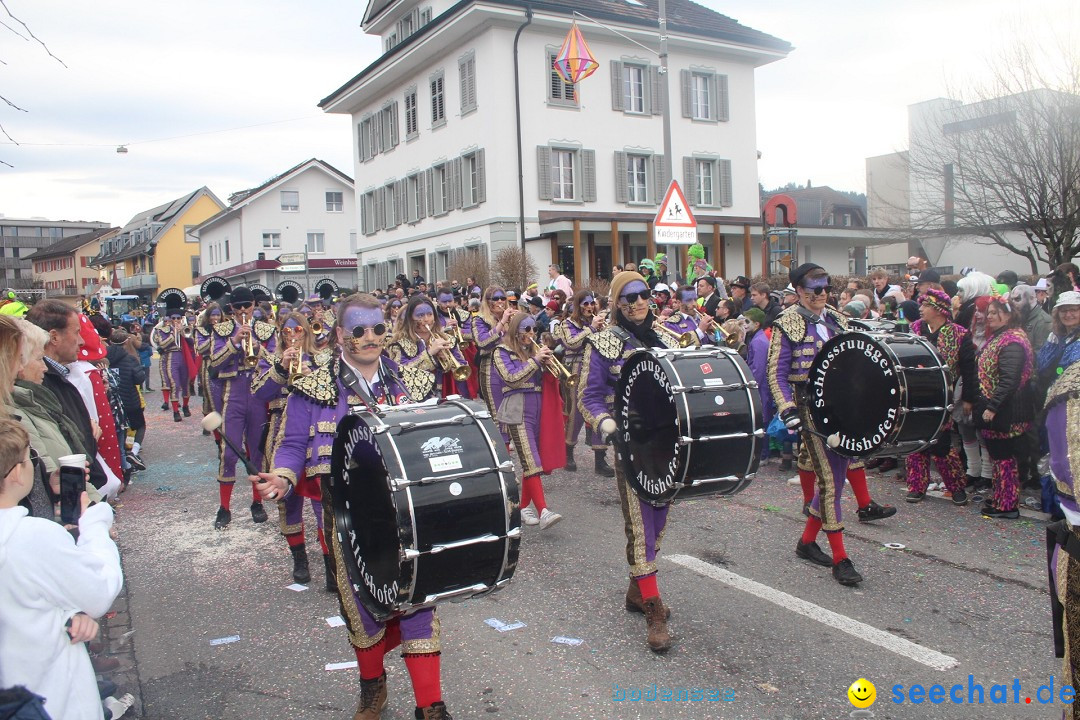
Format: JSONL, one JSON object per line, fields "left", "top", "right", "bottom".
{"left": 0, "top": 419, "right": 124, "bottom": 720}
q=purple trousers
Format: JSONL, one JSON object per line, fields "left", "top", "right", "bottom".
{"left": 615, "top": 462, "right": 669, "bottom": 578}
{"left": 160, "top": 350, "right": 189, "bottom": 396}
{"left": 218, "top": 372, "right": 265, "bottom": 482}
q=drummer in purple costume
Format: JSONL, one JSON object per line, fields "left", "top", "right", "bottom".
{"left": 252, "top": 293, "right": 453, "bottom": 720}
{"left": 208, "top": 286, "right": 276, "bottom": 530}
{"left": 554, "top": 289, "right": 611, "bottom": 475}
{"left": 768, "top": 263, "right": 864, "bottom": 587}
{"left": 577, "top": 271, "right": 679, "bottom": 653}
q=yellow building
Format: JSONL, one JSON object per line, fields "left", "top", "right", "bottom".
{"left": 29, "top": 227, "right": 119, "bottom": 307}
{"left": 90, "top": 187, "right": 224, "bottom": 301}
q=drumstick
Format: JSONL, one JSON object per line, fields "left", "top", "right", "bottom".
{"left": 201, "top": 412, "right": 261, "bottom": 478}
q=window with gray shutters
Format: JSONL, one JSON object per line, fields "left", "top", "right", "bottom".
{"left": 611, "top": 60, "right": 662, "bottom": 115}
{"left": 430, "top": 71, "right": 446, "bottom": 127}
{"left": 683, "top": 156, "right": 733, "bottom": 208}
{"left": 406, "top": 173, "right": 427, "bottom": 223}
{"left": 459, "top": 51, "right": 477, "bottom": 115}
{"left": 547, "top": 50, "right": 577, "bottom": 106}
{"left": 361, "top": 190, "right": 379, "bottom": 235}
{"left": 358, "top": 116, "right": 376, "bottom": 161}
{"left": 384, "top": 183, "right": 398, "bottom": 228}
{"left": 405, "top": 87, "right": 419, "bottom": 139}
{"left": 680, "top": 70, "right": 729, "bottom": 122}
{"left": 430, "top": 162, "right": 449, "bottom": 215}
{"left": 461, "top": 149, "right": 485, "bottom": 207}
{"left": 614, "top": 152, "right": 665, "bottom": 205}
{"left": 379, "top": 102, "right": 399, "bottom": 151}
{"left": 537, "top": 146, "right": 595, "bottom": 202}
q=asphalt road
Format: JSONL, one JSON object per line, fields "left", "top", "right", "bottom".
{"left": 110, "top": 385, "right": 1062, "bottom": 720}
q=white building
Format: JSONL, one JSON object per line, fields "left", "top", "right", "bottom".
{"left": 320, "top": 0, "right": 791, "bottom": 289}
{"left": 192, "top": 158, "right": 359, "bottom": 294}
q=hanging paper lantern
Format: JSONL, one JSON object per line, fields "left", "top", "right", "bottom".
{"left": 553, "top": 22, "right": 599, "bottom": 85}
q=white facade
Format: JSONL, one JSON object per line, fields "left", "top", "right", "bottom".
{"left": 193, "top": 159, "right": 359, "bottom": 292}
{"left": 322, "top": 0, "right": 789, "bottom": 289}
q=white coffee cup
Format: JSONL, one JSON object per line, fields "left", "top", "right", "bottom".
{"left": 57, "top": 454, "right": 87, "bottom": 468}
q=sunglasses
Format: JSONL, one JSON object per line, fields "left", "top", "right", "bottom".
{"left": 491, "top": 294, "right": 507, "bottom": 301}
{"left": 232, "top": 302, "right": 253, "bottom": 310}
{"left": 581, "top": 300, "right": 597, "bottom": 306}
{"left": 802, "top": 285, "right": 832, "bottom": 296}
{"left": 350, "top": 323, "right": 388, "bottom": 338}
{"left": 519, "top": 326, "right": 536, "bottom": 333}
{"left": 620, "top": 290, "right": 651, "bottom": 304}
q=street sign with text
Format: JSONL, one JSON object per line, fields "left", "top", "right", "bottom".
{"left": 277, "top": 253, "right": 306, "bottom": 264}
{"left": 653, "top": 180, "right": 698, "bottom": 245}
{"left": 278, "top": 264, "right": 306, "bottom": 273}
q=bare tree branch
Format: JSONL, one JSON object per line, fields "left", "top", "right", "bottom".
{"left": 0, "top": 0, "right": 66, "bottom": 67}
{"left": 0, "top": 93, "right": 27, "bottom": 113}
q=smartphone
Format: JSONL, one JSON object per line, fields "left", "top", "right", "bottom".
{"left": 59, "top": 465, "right": 83, "bottom": 525}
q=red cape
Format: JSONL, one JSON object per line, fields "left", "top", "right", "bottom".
{"left": 539, "top": 372, "right": 566, "bottom": 473}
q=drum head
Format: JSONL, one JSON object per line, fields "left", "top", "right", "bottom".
{"left": 615, "top": 351, "right": 681, "bottom": 502}
{"left": 330, "top": 413, "right": 406, "bottom": 617}
{"left": 807, "top": 333, "right": 902, "bottom": 457}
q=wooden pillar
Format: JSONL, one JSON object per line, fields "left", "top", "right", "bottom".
{"left": 646, "top": 222, "right": 656, "bottom": 262}
{"left": 678, "top": 245, "right": 688, "bottom": 282}
{"left": 713, "top": 224, "right": 724, "bottom": 279}
{"left": 610, "top": 221, "right": 620, "bottom": 268}
{"left": 743, "top": 225, "right": 752, "bottom": 278}
{"left": 550, "top": 236, "right": 559, "bottom": 266}
{"left": 573, "top": 219, "right": 583, "bottom": 287}
{"left": 586, "top": 232, "right": 595, "bottom": 284}
{"left": 761, "top": 231, "right": 770, "bottom": 279}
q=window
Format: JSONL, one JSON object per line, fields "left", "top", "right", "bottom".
{"left": 682, "top": 157, "right": 733, "bottom": 208}
{"left": 262, "top": 232, "right": 281, "bottom": 248}
{"left": 326, "top": 191, "right": 343, "bottom": 212}
{"left": 547, "top": 51, "right": 577, "bottom": 106}
{"left": 461, "top": 149, "right": 485, "bottom": 207}
{"left": 431, "top": 163, "right": 450, "bottom": 215}
{"left": 358, "top": 116, "right": 377, "bottom": 161}
{"left": 280, "top": 190, "right": 299, "bottom": 211}
{"left": 680, "top": 70, "right": 729, "bottom": 122}
{"left": 384, "top": 183, "right": 398, "bottom": 229}
{"left": 626, "top": 154, "right": 648, "bottom": 203}
{"left": 406, "top": 174, "right": 426, "bottom": 223}
{"left": 430, "top": 71, "right": 446, "bottom": 127}
{"left": 306, "top": 232, "right": 325, "bottom": 254}
{"left": 379, "top": 102, "right": 399, "bottom": 151}
{"left": 385, "top": 33, "right": 398, "bottom": 52}
{"left": 623, "top": 64, "right": 645, "bottom": 113}
{"left": 191, "top": 256, "right": 200, "bottom": 278}
{"left": 349, "top": 232, "right": 357, "bottom": 254}
{"left": 361, "top": 190, "right": 379, "bottom": 236}
{"left": 420, "top": 7, "right": 432, "bottom": 25}
{"left": 459, "top": 52, "right": 477, "bottom": 115}
{"left": 224, "top": 237, "right": 230, "bottom": 262}
{"left": 537, "top": 146, "right": 596, "bottom": 202}
{"left": 184, "top": 223, "right": 198, "bottom": 243}
{"left": 404, "top": 87, "right": 419, "bottom": 139}
{"left": 398, "top": 13, "right": 413, "bottom": 38}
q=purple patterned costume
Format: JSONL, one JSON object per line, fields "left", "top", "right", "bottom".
{"left": 554, "top": 318, "right": 602, "bottom": 450}
{"left": 151, "top": 324, "right": 189, "bottom": 397}
{"left": 493, "top": 346, "right": 544, "bottom": 476}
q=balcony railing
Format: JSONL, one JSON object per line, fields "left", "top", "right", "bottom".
{"left": 119, "top": 273, "right": 157, "bottom": 291}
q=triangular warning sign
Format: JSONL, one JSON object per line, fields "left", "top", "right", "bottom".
{"left": 654, "top": 180, "right": 697, "bottom": 227}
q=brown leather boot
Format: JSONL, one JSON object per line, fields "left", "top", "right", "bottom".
{"left": 643, "top": 597, "right": 672, "bottom": 653}
{"left": 353, "top": 673, "right": 388, "bottom": 719}
{"left": 414, "top": 701, "right": 453, "bottom": 719}
{"left": 625, "top": 579, "right": 670, "bottom": 619}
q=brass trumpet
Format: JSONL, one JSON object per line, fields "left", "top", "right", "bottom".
{"left": 286, "top": 333, "right": 305, "bottom": 384}
{"left": 654, "top": 321, "right": 697, "bottom": 348}
{"left": 427, "top": 323, "right": 471, "bottom": 382}
{"left": 535, "top": 333, "right": 577, "bottom": 388}
{"left": 310, "top": 320, "right": 324, "bottom": 335}
{"left": 713, "top": 322, "right": 742, "bottom": 350}
{"left": 239, "top": 315, "right": 259, "bottom": 369}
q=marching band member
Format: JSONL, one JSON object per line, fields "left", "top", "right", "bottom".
{"left": 555, "top": 289, "right": 611, "bottom": 475}
{"left": 195, "top": 302, "right": 224, "bottom": 422}
{"left": 150, "top": 289, "right": 192, "bottom": 422}
{"left": 662, "top": 287, "right": 716, "bottom": 345}
{"left": 494, "top": 311, "right": 564, "bottom": 529}
{"left": 471, "top": 287, "right": 513, "bottom": 426}
{"left": 251, "top": 293, "right": 454, "bottom": 720}
{"left": 577, "top": 272, "right": 680, "bottom": 653}
{"left": 385, "top": 296, "right": 469, "bottom": 402}
{"left": 208, "top": 286, "right": 275, "bottom": 529}
{"left": 436, "top": 289, "right": 477, "bottom": 398}
{"left": 768, "top": 263, "right": 863, "bottom": 587}
{"left": 904, "top": 288, "right": 974, "bottom": 505}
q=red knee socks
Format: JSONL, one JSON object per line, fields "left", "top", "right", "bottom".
{"left": 825, "top": 530, "right": 848, "bottom": 564}
{"left": 383, "top": 621, "right": 401, "bottom": 653}
{"left": 285, "top": 532, "right": 304, "bottom": 548}
{"left": 403, "top": 653, "right": 442, "bottom": 708}
{"left": 182, "top": 396, "right": 189, "bottom": 409}
{"left": 635, "top": 573, "right": 659, "bottom": 600}
{"left": 316, "top": 526, "right": 328, "bottom": 556}
{"left": 219, "top": 481, "right": 234, "bottom": 510}
{"left": 171, "top": 401, "right": 180, "bottom": 412}
{"left": 799, "top": 470, "right": 816, "bottom": 504}
{"left": 801, "top": 515, "right": 822, "bottom": 545}
{"left": 847, "top": 468, "right": 871, "bottom": 509}
{"left": 162, "top": 389, "right": 170, "bottom": 405}
{"left": 252, "top": 484, "right": 262, "bottom": 503}
{"left": 354, "top": 639, "right": 386, "bottom": 681}
{"left": 524, "top": 475, "right": 547, "bottom": 513}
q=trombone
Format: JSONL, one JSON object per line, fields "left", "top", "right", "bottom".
{"left": 536, "top": 333, "right": 577, "bottom": 388}
{"left": 427, "top": 322, "right": 471, "bottom": 381}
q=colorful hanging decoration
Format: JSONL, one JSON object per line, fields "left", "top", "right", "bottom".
{"left": 553, "top": 22, "right": 599, "bottom": 85}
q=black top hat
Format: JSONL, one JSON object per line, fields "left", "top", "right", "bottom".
{"left": 315, "top": 278, "right": 340, "bottom": 302}
{"left": 248, "top": 283, "right": 272, "bottom": 303}
{"left": 200, "top": 276, "right": 232, "bottom": 303}
{"left": 277, "top": 279, "right": 304, "bottom": 305}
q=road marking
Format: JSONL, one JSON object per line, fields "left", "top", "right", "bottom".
{"left": 667, "top": 553, "right": 959, "bottom": 671}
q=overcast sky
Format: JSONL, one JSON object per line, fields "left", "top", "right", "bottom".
{"left": 0, "top": 0, "right": 1074, "bottom": 226}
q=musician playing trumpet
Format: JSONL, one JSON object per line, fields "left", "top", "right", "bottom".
{"left": 150, "top": 290, "right": 192, "bottom": 421}
{"left": 385, "top": 296, "right": 470, "bottom": 401}
{"left": 662, "top": 286, "right": 719, "bottom": 346}
{"left": 494, "top": 312, "right": 564, "bottom": 530}
{"left": 555, "top": 289, "right": 613, "bottom": 475}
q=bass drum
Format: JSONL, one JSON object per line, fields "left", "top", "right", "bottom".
{"left": 614, "top": 346, "right": 763, "bottom": 506}
{"left": 807, "top": 331, "right": 950, "bottom": 459}
{"left": 329, "top": 398, "right": 520, "bottom": 621}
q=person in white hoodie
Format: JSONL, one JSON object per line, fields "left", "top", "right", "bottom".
{"left": 0, "top": 419, "right": 123, "bottom": 720}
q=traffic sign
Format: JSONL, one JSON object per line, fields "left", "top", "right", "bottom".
{"left": 653, "top": 180, "right": 698, "bottom": 245}
{"left": 277, "top": 252, "right": 306, "bottom": 264}
{"left": 278, "top": 264, "right": 306, "bottom": 273}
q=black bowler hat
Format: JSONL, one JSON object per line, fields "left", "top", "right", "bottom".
{"left": 789, "top": 263, "right": 824, "bottom": 288}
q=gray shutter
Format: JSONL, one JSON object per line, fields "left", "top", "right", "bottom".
{"left": 614, "top": 151, "right": 628, "bottom": 203}
{"left": 398, "top": 179, "right": 408, "bottom": 221}
{"left": 391, "top": 103, "right": 400, "bottom": 147}
{"left": 582, "top": 149, "right": 596, "bottom": 202}
{"left": 417, "top": 174, "right": 428, "bottom": 219}
{"left": 680, "top": 70, "right": 692, "bottom": 118}
{"left": 719, "top": 159, "right": 733, "bottom": 207}
{"left": 375, "top": 114, "right": 384, "bottom": 154}
{"left": 610, "top": 60, "right": 624, "bottom": 111}
{"left": 717, "top": 74, "right": 729, "bottom": 122}
{"left": 428, "top": 252, "right": 436, "bottom": 281}
{"left": 683, "top": 157, "right": 697, "bottom": 207}
{"left": 451, "top": 157, "right": 463, "bottom": 209}
{"left": 357, "top": 123, "right": 364, "bottom": 160}
{"left": 375, "top": 187, "right": 385, "bottom": 229}
{"left": 475, "top": 149, "right": 486, "bottom": 204}
{"left": 649, "top": 65, "right": 663, "bottom": 115}
{"left": 425, "top": 168, "right": 435, "bottom": 214}
{"left": 536, "top": 146, "right": 552, "bottom": 200}
{"left": 652, "top": 154, "right": 666, "bottom": 204}
{"left": 707, "top": 74, "right": 719, "bottom": 122}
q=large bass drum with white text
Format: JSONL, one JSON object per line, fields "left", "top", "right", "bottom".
{"left": 329, "top": 398, "right": 520, "bottom": 621}
{"left": 806, "top": 331, "right": 950, "bottom": 459}
{"left": 614, "top": 347, "right": 763, "bottom": 506}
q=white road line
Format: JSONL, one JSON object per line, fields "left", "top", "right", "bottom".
{"left": 667, "top": 553, "right": 959, "bottom": 671}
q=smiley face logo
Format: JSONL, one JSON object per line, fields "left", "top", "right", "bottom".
{"left": 847, "top": 678, "right": 876, "bottom": 708}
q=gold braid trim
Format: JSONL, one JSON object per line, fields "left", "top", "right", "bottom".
{"left": 402, "top": 610, "right": 441, "bottom": 655}
{"left": 291, "top": 364, "right": 337, "bottom": 407}
{"left": 494, "top": 348, "right": 539, "bottom": 386}
{"left": 586, "top": 329, "right": 624, "bottom": 360}
{"left": 254, "top": 320, "right": 276, "bottom": 342}
{"left": 213, "top": 319, "right": 235, "bottom": 337}
{"left": 399, "top": 361, "right": 436, "bottom": 400}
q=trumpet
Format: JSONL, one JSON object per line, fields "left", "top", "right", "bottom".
{"left": 182, "top": 326, "right": 193, "bottom": 339}
{"left": 535, "top": 333, "right": 577, "bottom": 388}
{"left": 654, "top": 321, "right": 697, "bottom": 348}
{"left": 713, "top": 322, "right": 742, "bottom": 350}
{"left": 427, "top": 323, "right": 471, "bottom": 381}
{"left": 287, "top": 337, "right": 304, "bottom": 384}
{"left": 310, "top": 320, "right": 324, "bottom": 335}
{"left": 238, "top": 314, "right": 259, "bottom": 369}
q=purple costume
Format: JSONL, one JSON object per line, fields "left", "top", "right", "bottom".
{"left": 270, "top": 356, "right": 439, "bottom": 653}
{"left": 745, "top": 328, "right": 773, "bottom": 422}
{"left": 151, "top": 324, "right": 190, "bottom": 397}
{"left": 493, "top": 346, "right": 544, "bottom": 476}
{"left": 386, "top": 333, "right": 469, "bottom": 401}
{"left": 471, "top": 314, "right": 506, "bottom": 441}
{"left": 578, "top": 326, "right": 679, "bottom": 579}
{"left": 554, "top": 317, "right": 602, "bottom": 450}
{"left": 768, "top": 304, "right": 851, "bottom": 531}
{"left": 195, "top": 325, "right": 223, "bottom": 416}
